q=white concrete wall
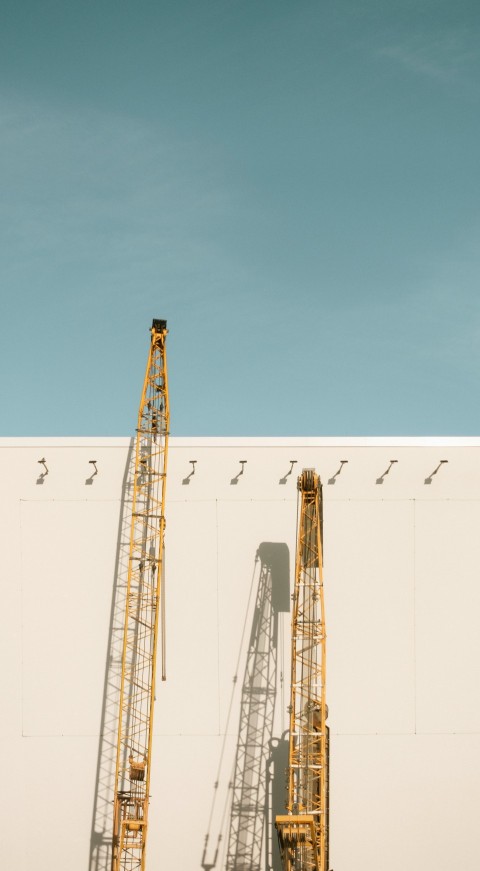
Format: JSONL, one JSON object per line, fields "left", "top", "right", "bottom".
{"left": 1, "top": 437, "right": 480, "bottom": 871}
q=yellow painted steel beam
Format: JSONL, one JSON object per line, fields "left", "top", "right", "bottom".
{"left": 112, "top": 319, "right": 170, "bottom": 871}
{"left": 276, "top": 469, "right": 329, "bottom": 871}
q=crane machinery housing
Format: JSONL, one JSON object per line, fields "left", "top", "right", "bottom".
{"left": 275, "top": 468, "right": 330, "bottom": 871}
{"left": 112, "top": 319, "right": 170, "bottom": 871}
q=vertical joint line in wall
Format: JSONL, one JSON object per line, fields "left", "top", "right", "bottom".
{"left": 19, "top": 499, "right": 24, "bottom": 738}
{"left": 215, "top": 499, "right": 220, "bottom": 735}
{"left": 413, "top": 498, "right": 417, "bottom": 735}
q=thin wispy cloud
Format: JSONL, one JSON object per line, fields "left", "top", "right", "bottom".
{"left": 379, "top": 29, "right": 479, "bottom": 85}
{"left": 0, "top": 94, "right": 231, "bottom": 281}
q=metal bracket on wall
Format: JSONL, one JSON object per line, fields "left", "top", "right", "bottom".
{"left": 182, "top": 460, "right": 197, "bottom": 485}
{"left": 425, "top": 459, "right": 448, "bottom": 485}
{"left": 231, "top": 460, "right": 247, "bottom": 485}
{"left": 328, "top": 459, "right": 348, "bottom": 485}
{"left": 376, "top": 459, "right": 397, "bottom": 485}
{"left": 279, "top": 459, "right": 297, "bottom": 485}
{"left": 86, "top": 459, "right": 99, "bottom": 485}
{"left": 36, "top": 457, "right": 48, "bottom": 485}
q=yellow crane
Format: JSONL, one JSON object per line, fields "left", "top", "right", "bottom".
{"left": 275, "top": 468, "right": 330, "bottom": 871}
{"left": 112, "top": 319, "right": 170, "bottom": 871}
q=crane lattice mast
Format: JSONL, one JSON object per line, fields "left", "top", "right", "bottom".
{"left": 112, "top": 319, "right": 170, "bottom": 871}
{"left": 276, "top": 468, "right": 329, "bottom": 871}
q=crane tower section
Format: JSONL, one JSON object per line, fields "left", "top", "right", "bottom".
{"left": 276, "top": 468, "right": 329, "bottom": 871}
{"left": 112, "top": 319, "right": 170, "bottom": 871}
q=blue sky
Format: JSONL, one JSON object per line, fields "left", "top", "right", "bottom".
{"left": 1, "top": 0, "right": 479, "bottom": 435}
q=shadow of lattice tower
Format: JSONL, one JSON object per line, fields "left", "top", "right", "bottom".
{"left": 89, "top": 444, "right": 135, "bottom": 871}
{"left": 226, "top": 542, "right": 290, "bottom": 871}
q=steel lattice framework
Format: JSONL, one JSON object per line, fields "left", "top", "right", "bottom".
{"left": 276, "top": 469, "right": 329, "bottom": 871}
{"left": 112, "top": 319, "right": 170, "bottom": 871}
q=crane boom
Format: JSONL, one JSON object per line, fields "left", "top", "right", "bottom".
{"left": 112, "top": 319, "right": 170, "bottom": 871}
{"left": 276, "top": 468, "right": 329, "bottom": 871}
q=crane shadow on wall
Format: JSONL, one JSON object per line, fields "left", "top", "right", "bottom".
{"left": 88, "top": 441, "right": 135, "bottom": 871}
{"left": 201, "top": 542, "right": 290, "bottom": 871}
